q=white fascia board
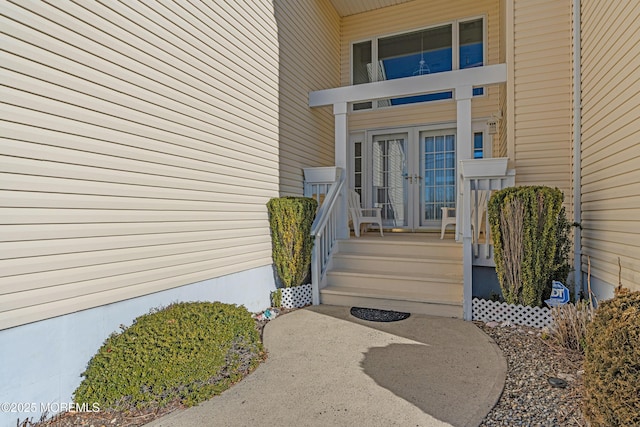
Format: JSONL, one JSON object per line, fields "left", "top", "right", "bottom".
{"left": 309, "top": 63, "right": 507, "bottom": 107}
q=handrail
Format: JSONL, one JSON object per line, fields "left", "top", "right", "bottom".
{"left": 309, "top": 169, "right": 344, "bottom": 305}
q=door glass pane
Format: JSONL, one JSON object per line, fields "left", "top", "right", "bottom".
{"left": 422, "top": 132, "right": 456, "bottom": 222}
{"left": 372, "top": 136, "right": 407, "bottom": 227}
{"left": 377, "top": 24, "right": 453, "bottom": 106}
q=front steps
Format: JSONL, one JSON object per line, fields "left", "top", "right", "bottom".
{"left": 320, "top": 233, "right": 464, "bottom": 318}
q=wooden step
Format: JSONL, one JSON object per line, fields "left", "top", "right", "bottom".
{"left": 320, "top": 286, "right": 463, "bottom": 318}
{"left": 330, "top": 254, "right": 462, "bottom": 278}
{"left": 337, "top": 237, "right": 461, "bottom": 259}
{"left": 325, "top": 269, "right": 462, "bottom": 299}
{"left": 319, "top": 233, "right": 464, "bottom": 318}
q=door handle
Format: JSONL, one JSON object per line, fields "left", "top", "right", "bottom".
{"left": 403, "top": 173, "right": 413, "bottom": 184}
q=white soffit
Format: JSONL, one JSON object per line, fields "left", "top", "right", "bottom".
{"left": 328, "top": 0, "right": 417, "bottom": 17}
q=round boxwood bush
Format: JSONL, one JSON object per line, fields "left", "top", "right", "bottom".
{"left": 74, "top": 302, "right": 264, "bottom": 411}
{"left": 583, "top": 288, "right": 640, "bottom": 426}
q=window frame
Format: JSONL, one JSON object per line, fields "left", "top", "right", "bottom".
{"left": 350, "top": 15, "right": 487, "bottom": 112}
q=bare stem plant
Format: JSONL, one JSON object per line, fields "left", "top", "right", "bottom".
{"left": 549, "top": 256, "right": 596, "bottom": 353}
{"left": 499, "top": 197, "right": 524, "bottom": 303}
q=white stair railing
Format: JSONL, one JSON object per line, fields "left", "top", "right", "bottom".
{"left": 304, "top": 168, "right": 344, "bottom": 305}
{"left": 460, "top": 159, "right": 515, "bottom": 320}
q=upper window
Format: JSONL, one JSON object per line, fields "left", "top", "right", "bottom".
{"left": 352, "top": 17, "right": 484, "bottom": 110}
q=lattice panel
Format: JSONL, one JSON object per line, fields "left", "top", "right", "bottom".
{"left": 472, "top": 298, "right": 552, "bottom": 328}
{"left": 281, "top": 284, "right": 312, "bottom": 309}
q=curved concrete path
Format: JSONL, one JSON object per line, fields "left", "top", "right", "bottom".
{"left": 148, "top": 305, "right": 506, "bottom": 427}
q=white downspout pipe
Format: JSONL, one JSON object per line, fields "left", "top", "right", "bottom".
{"left": 573, "top": 0, "right": 583, "bottom": 300}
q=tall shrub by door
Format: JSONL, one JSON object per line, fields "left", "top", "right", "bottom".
{"left": 488, "top": 186, "right": 568, "bottom": 307}
{"left": 266, "top": 197, "right": 317, "bottom": 288}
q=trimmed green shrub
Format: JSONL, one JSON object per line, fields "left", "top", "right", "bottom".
{"left": 488, "top": 186, "right": 567, "bottom": 307}
{"left": 267, "top": 197, "right": 317, "bottom": 288}
{"left": 270, "top": 288, "right": 283, "bottom": 308}
{"left": 74, "top": 302, "right": 264, "bottom": 410}
{"left": 583, "top": 288, "right": 640, "bottom": 427}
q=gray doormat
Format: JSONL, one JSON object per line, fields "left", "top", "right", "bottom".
{"left": 350, "top": 307, "right": 411, "bottom": 322}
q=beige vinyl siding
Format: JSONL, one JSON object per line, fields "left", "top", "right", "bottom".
{"left": 341, "top": 0, "right": 502, "bottom": 132}
{"left": 0, "top": 0, "right": 335, "bottom": 330}
{"left": 511, "top": 0, "right": 573, "bottom": 210}
{"left": 274, "top": 0, "right": 340, "bottom": 195}
{"left": 580, "top": 0, "right": 640, "bottom": 290}
{"left": 495, "top": 0, "right": 508, "bottom": 158}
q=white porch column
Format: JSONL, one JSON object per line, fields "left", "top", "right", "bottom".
{"left": 334, "top": 102, "right": 349, "bottom": 239}
{"left": 456, "top": 85, "right": 473, "bottom": 321}
{"left": 455, "top": 85, "right": 473, "bottom": 240}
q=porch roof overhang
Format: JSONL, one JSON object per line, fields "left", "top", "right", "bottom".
{"left": 309, "top": 63, "right": 507, "bottom": 107}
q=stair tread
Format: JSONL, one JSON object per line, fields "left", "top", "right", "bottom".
{"left": 321, "top": 285, "right": 462, "bottom": 306}
{"left": 327, "top": 268, "right": 462, "bottom": 283}
{"left": 333, "top": 253, "right": 462, "bottom": 263}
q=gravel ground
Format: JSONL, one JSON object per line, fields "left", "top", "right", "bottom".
{"left": 477, "top": 321, "right": 586, "bottom": 427}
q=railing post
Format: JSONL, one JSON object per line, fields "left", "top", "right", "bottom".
{"left": 334, "top": 102, "right": 349, "bottom": 239}
{"left": 306, "top": 168, "right": 344, "bottom": 306}
{"left": 462, "top": 175, "right": 473, "bottom": 320}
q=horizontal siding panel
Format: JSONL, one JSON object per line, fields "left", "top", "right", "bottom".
{"left": 582, "top": 229, "right": 640, "bottom": 249}
{"left": 2, "top": 85, "right": 278, "bottom": 167}
{"left": 2, "top": 234, "right": 271, "bottom": 277}
{"left": 582, "top": 69, "right": 640, "bottom": 126}
{"left": 582, "top": 183, "right": 640, "bottom": 203}
{"left": 0, "top": 0, "right": 298, "bottom": 328}
{"left": 0, "top": 208, "right": 266, "bottom": 224}
{"left": 0, "top": 222, "right": 264, "bottom": 242}
{"left": 581, "top": 3, "right": 639, "bottom": 91}
{"left": 1, "top": 116, "right": 278, "bottom": 179}
{"left": 1, "top": 156, "right": 273, "bottom": 196}
{"left": 581, "top": 0, "right": 640, "bottom": 291}
{"left": 1, "top": 46, "right": 279, "bottom": 144}
{"left": 1, "top": 243, "right": 272, "bottom": 296}
{"left": 582, "top": 209, "right": 640, "bottom": 224}
{"left": 0, "top": 257, "right": 269, "bottom": 330}
{"left": 3, "top": 18, "right": 276, "bottom": 128}
{"left": 580, "top": 255, "right": 640, "bottom": 290}
{"left": 581, "top": 151, "right": 640, "bottom": 182}
{"left": 581, "top": 99, "right": 640, "bottom": 147}
{"left": 274, "top": 0, "right": 340, "bottom": 195}
{"left": 16, "top": 1, "right": 280, "bottom": 101}
{"left": 0, "top": 191, "right": 268, "bottom": 212}
{"left": 1, "top": 229, "right": 269, "bottom": 260}
{"left": 583, "top": 195, "right": 640, "bottom": 212}
{"left": 514, "top": 126, "right": 572, "bottom": 138}
{"left": 581, "top": 219, "right": 640, "bottom": 235}
{"left": 2, "top": 174, "right": 274, "bottom": 203}
{"left": 512, "top": 0, "right": 572, "bottom": 206}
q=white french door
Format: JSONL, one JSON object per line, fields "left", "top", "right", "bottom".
{"left": 360, "top": 128, "right": 457, "bottom": 231}
{"left": 371, "top": 133, "right": 409, "bottom": 228}
{"left": 419, "top": 130, "right": 457, "bottom": 228}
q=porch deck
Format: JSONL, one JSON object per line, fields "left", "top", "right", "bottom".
{"left": 319, "top": 231, "right": 464, "bottom": 318}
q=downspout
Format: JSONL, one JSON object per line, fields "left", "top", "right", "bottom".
{"left": 573, "top": 0, "right": 583, "bottom": 300}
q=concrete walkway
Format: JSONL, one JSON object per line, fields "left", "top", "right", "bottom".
{"left": 147, "top": 305, "right": 506, "bottom": 427}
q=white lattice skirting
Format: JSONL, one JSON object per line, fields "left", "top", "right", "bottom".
{"left": 472, "top": 298, "right": 552, "bottom": 328}
{"left": 281, "top": 283, "right": 313, "bottom": 309}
